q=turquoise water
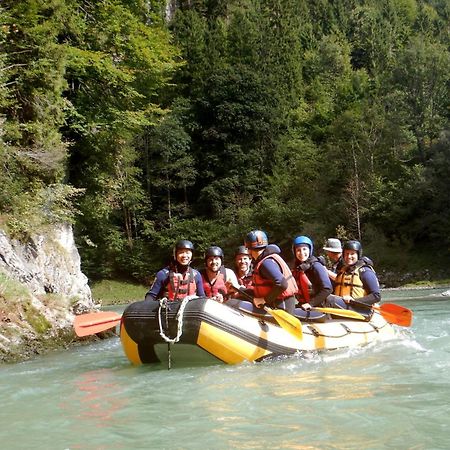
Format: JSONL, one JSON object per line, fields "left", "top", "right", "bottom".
{"left": 0, "top": 288, "right": 449, "bottom": 449}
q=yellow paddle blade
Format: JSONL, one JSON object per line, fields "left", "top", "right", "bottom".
{"left": 314, "top": 307, "right": 365, "bottom": 320}
{"left": 264, "top": 307, "right": 303, "bottom": 340}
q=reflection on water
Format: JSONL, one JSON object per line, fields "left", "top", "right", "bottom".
{"left": 0, "top": 289, "right": 449, "bottom": 449}
{"left": 63, "top": 368, "right": 128, "bottom": 428}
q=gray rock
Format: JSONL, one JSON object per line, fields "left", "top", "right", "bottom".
{"left": 0, "top": 224, "right": 93, "bottom": 310}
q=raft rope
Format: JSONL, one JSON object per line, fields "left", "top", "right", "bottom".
{"left": 157, "top": 297, "right": 192, "bottom": 341}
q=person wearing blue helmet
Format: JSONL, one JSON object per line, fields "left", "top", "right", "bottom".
{"left": 236, "top": 230, "right": 298, "bottom": 313}
{"left": 292, "top": 235, "right": 333, "bottom": 310}
{"left": 327, "top": 240, "right": 380, "bottom": 309}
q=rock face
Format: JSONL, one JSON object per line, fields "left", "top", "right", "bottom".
{"left": 0, "top": 224, "right": 97, "bottom": 362}
{"left": 0, "top": 224, "right": 93, "bottom": 308}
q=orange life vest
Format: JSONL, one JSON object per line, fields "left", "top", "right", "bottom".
{"left": 165, "top": 267, "right": 198, "bottom": 301}
{"left": 334, "top": 261, "right": 372, "bottom": 299}
{"left": 252, "top": 253, "right": 298, "bottom": 299}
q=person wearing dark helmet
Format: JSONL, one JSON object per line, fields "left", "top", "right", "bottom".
{"left": 327, "top": 240, "right": 380, "bottom": 309}
{"left": 200, "top": 246, "right": 239, "bottom": 303}
{"left": 145, "top": 239, "right": 205, "bottom": 301}
{"left": 233, "top": 245, "right": 253, "bottom": 288}
{"left": 292, "top": 235, "right": 332, "bottom": 310}
{"left": 240, "top": 230, "right": 298, "bottom": 313}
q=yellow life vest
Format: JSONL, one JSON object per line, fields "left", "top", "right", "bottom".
{"left": 334, "top": 262, "right": 372, "bottom": 299}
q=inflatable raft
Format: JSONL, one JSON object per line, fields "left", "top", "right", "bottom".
{"left": 120, "top": 297, "right": 396, "bottom": 366}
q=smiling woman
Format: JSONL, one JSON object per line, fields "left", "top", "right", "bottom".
{"left": 328, "top": 240, "right": 382, "bottom": 312}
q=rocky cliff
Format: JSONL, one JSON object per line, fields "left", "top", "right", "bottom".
{"left": 0, "top": 224, "right": 97, "bottom": 362}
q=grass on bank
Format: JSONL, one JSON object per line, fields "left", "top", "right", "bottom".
{"left": 90, "top": 279, "right": 147, "bottom": 306}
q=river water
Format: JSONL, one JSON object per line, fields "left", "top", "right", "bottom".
{"left": 0, "top": 288, "right": 449, "bottom": 449}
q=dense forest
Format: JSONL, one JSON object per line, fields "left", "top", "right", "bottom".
{"left": 1, "top": 0, "right": 449, "bottom": 284}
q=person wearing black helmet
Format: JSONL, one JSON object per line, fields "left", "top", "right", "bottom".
{"left": 145, "top": 239, "right": 205, "bottom": 301}
{"left": 200, "top": 246, "right": 239, "bottom": 303}
{"left": 233, "top": 245, "right": 253, "bottom": 288}
{"left": 292, "top": 235, "right": 332, "bottom": 310}
{"left": 327, "top": 240, "right": 381, "bottom": 309}
{"left": 237, "top": 230, "right": 298, "bottom": 313}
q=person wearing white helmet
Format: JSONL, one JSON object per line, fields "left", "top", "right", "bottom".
{"left": 322, "top": 238, "right": 343, "bottom": 281}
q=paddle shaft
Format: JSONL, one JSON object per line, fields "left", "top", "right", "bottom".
{"left": 350, "top": 299, "right": 412, "bottom": 327}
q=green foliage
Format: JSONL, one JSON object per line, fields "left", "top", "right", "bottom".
{"left": 2, "top": 0, "right": 450, "bottom": 282}
{"left": 90, "top": 279, "right": 147, "bottom": 305}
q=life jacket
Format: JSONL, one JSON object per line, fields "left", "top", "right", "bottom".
{"left": 164, "top": 267, "right": 198, "bottom": 301}
{"left": 237, "top": 270, "right": 253, "bottom": 289}
{"left": 253, "top": 253, "right": 298, "bottom": 299}
{"left": 334, "top": 259, "right": 374, "bottom": 299}
{"left": 200, "top": 266, "right": 228, "bottom": 298}
{"left": 293, "top": 256, "right": 323, "bottom": 304}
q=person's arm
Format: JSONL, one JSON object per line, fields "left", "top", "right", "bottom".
{"left": 194, "top": 271, "right": 206, "bottom": 297}
{"left": 356, "top": 268, "right": 381, "bottom": 305}
{"left": 309, "top": 264, "right": 333, "bottom": 307}
{"left": 144, "top": 269, "right": 167, "bottom": 301}
{"left": 225, "top": 268, "right": 240, "bottom": 289}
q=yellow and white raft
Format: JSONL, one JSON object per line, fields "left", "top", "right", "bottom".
{"left": 120, "top": 297, "right": 396, "bottom": 366}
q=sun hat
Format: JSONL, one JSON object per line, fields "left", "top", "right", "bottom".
{"left": 323, "top": 238, "right": 342, "bottom": 253}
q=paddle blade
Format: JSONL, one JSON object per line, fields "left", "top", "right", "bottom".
{"left": 378, "top": 303, "right": 413, "bottom": 327}
{"left": 74, "top": 311, "right": 122, "bottom": 337}
{"left": 264, "top": 307, "right": 303, "bottom": 340}
{"left": 314, "top": 307, "right": 365, "bottom": 321}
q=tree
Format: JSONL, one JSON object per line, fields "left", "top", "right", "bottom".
{"left": 390, "top": 37, "right": 450, "bottom": 162}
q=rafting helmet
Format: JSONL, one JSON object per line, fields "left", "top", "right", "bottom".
{"left": 173, "top": 239, "right": 194, "bottom": 258}
{"left": 245, "top": 230, "right": 268, "bottom": 249}
{"left": 235, "top": 245, "right": 250, "bottom": 256}
{"left": 343, "top": 240, "right": 362, "bottom": 259}
{"left": 204, "top": 246, "right": 224, "bottom": 261}
{"left": 292, "top": 235, "right": 313, "bottom": 256}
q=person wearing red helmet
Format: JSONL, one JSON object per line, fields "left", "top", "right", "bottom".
{"left": 200, "top": 246, "right": 239, "bottom": 303}
{"left": 145, "top": 239, "right": 205, "bottom": 301}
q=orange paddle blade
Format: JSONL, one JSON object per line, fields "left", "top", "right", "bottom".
{"left": 74, "top": 311, "right": 122, "bottom": 337}
{"left": 377, "top": 303, "right": 413, "bottom": 327}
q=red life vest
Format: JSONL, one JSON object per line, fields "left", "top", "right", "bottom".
{"left": 252, "top": 253, "right": 298, "bottom": 299}
{"left": 237, "top": 271, "right": 253, "bottom": 288}
{"left": 201, "top": 266, "right": 228, "bottom": 298}
{"left": 293, "top": 268, "right": 311, "bottom": 304}
{"left": 166, "top": 267, "right": 197, "bottom": 301}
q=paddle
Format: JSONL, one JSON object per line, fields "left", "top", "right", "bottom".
{"left": 234, "top": 287, "right": 303, "bottom": 340}
{"left": 74, "top": 311, "right": 122, "bottom": 337}
{"left": 350, "top": 300, "right": 413, "bottom": 327}
{"left": 313, "top": 307, "right": 366, "bottom": 321}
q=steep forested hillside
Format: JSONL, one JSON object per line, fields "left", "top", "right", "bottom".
{"left": 1, "top": 0, "right": 449, "bottom": 282}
